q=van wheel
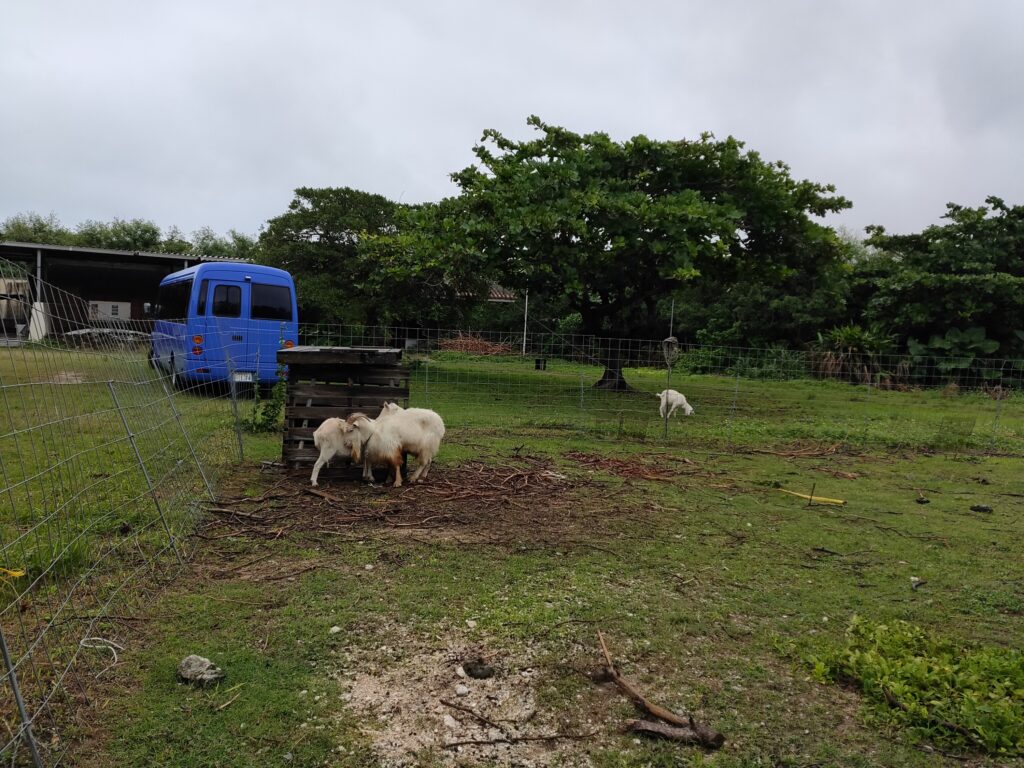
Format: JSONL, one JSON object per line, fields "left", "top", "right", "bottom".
{"left": 168, "top": 356, "right": 183, "bottom": 391}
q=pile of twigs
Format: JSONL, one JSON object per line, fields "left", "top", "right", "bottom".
{"left": 564, "top": 451, "right": 687, "bottom": 482}
{"left": 438, "top": 332, "right": 513, "bottom": 356}
{"left": 197, "top": 460, "right": 577, "bottom": 541}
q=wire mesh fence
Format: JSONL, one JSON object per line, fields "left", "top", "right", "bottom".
{"left": 1, "top": 275, "right": 1021, "bottom": 765}
{"left": 298, "top": 323, "right": 1022, "bottom": 453}
{"left": 0, "top": 257, "right": 245, "bottom": 767}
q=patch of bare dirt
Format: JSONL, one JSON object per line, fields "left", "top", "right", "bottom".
{"left": 51, "top": 370, "right": 86, "bottom": 384}
{"left": 336, "top": 627, "right": 601, "bottom": 767}
{"left": 202, "top": 457, "right": 642, "bottom": 546}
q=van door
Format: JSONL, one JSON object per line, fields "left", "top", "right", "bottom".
{"left": 249, "top": 282, "right": 295, "bottom": 381}
{"left": 208, "top": 281, "right": 253, "bottom": 380}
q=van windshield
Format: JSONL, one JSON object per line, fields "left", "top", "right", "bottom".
{"left": 157, "top": 279, "right": 193, "bottom": 320}
{"left": 251, "top": 284, "right": 293, "bottom": 321}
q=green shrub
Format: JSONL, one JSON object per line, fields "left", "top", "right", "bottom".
{"left": 809, "top": 616, "right": 1024, "bottom": 755}
{"left": 244, "top": 374, "right": 287, "bottom": 433}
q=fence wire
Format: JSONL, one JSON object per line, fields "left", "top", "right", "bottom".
{"left": 298, "top": 323, "right": 1022, "bottom": 453}
{"left": 0, "top": 257, "right": 243, "bottom": 767}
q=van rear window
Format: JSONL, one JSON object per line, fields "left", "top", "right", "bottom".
{"left": 196, "top": 279, "right": 210, "bottom": 315}
{"left": 157, "top": 279, "right": 192, "bottom": 320}
{"left": 251, "top": 284, "right": 293, "bottom": 321}
{"left": 212, "top": 285, "right": 242, "bottom": 317}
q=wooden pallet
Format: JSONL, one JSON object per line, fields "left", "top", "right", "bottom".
{"left": 277, "top": 346, "right": 408, "bottom": 476}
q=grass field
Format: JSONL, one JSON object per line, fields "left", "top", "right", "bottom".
{"left": 4, "top": 350, "right": 1024, "bottom": 767}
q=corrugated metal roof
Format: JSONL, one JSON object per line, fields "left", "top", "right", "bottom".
{"left": 0, "top": 241, "right": 249, "bottom": 263}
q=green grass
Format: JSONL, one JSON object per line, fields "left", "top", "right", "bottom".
{"left": 3, "top": 347, "right": 1023, "bottom": 766}
{"left": 89, "top": 445, "right": 1023, "bottom": 765}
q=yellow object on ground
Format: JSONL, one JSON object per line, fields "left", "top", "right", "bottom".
{"left": 778, "top": 488, "right": 847, "bottom": 506}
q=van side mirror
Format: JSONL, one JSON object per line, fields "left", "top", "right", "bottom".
{"left": 144, "top": 302, "right": 156, "bottom": 318}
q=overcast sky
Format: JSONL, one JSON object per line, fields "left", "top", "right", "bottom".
{"left": 3, "top": 1, "right": 1022, "bottom": 241}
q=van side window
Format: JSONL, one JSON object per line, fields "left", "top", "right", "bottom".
{"left": 157, "top": 279, "right": 193, "bottom": 320}
{"left": 251, "top": 284, "right": 293, "bottom": 321}
{"left": 196, "top": 279, "right": 210, "bottom": 315}
{"left": 212, "top": 285, "right": 241, "bottom": 317}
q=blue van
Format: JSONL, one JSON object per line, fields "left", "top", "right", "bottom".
{"left": 151, "top": 263, "right": 298, "bottom": 387}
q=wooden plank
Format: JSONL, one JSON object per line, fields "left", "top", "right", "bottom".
{"left": 289, "top": 373, "right": 408, "bottom": 388}
{"left": 285, "top": 426, "right": 324, "bottom": 441}
{"left": 285, "top": 403, "right": 409, "bottom": 420}
{"left": 287, "top": 383, "right": 408, "bottom": 402}
{"left": 278, "top": 347, "right": 402, "bottom": 365}
{"left": 287, "top": 365, "right": 408, "bottom": 382}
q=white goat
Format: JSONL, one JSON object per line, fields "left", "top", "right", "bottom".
{"left": 340, "top": 407, "right": 444, "bottom": 487}
{"left": 310, "top": 417, "right": 347, "bottom": 487}
{"left": 656, "top": 389, "right": 694, "bottom": 419}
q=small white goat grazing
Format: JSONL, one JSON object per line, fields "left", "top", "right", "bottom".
{"left": 656, "top": 389, "right": 694, "bottom": 419}
{"left": 310, "top": 417, "right": 346, "bottom": 487}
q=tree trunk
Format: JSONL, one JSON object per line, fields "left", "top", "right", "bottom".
{"left": 593, "top": 338, "right": 633, "bottom": 391}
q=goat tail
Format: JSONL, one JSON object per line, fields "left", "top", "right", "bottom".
{"left": 313, "top": 431, "right": 321, "bottom": 449}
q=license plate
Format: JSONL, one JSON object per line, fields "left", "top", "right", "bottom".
{"left": 231, "top": 371, "right": 254, "bottom": 383}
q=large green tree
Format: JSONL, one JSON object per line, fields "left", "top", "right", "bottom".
{"left": 257, "top": 187, "right": 405, "bottom": 324}
{"left": 441, "top": 116, "right": 851, "bottom": 387}
{"left": 861, "top": 197, "right": 1024, "bottom": 356}
{"left": 258, "top": 188, "right": 490, "bottom": 326}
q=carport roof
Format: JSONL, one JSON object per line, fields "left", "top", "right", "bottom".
{"left": 0, "top": 241, "right": 246, "bottom": 263}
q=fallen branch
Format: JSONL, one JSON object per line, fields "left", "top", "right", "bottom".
{"left": 626, "top": 719, "right": 724, "bottom": 746}
{"left": 305, "top": 487, "right": 345, "bottom": 504}
{"left": 443, "top": 731, "right": 597, "bottom": 749}
{"left": 439, "top": 699, "right": 506, "bottom": 733}
{"left": 882, "top": 687, "right": 978, "bottom": 743}
{"left": 597, "top": 631, "right": 724, "bottom": 749}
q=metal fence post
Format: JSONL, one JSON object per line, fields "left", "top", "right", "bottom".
{"left": 0, "top": 627, "right": 44, "bottom": 768}
{"left": 728, "top": 368, "right": 740, "bottom": 447}
{"left": 423, "top": 358, "right": 430, "bottom": 405}
{"left": 108, "top": 381, "right": 183, "bottom": 565}
{"left": 161, "top": 380, "right": 215, "bottom": 501}
{"left": 989, "top": 393, "right": 1006, "bottom": 453}
{"left": 228, "top": 378, "right": 245, "bottom": 462}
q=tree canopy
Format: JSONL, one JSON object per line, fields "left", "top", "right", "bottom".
{"left": 0, "top": 212, "right": 254, "bottom": 260}
{"left": 436, "top": 116, "right": 851, "bottom": 384}
{"left": 860, "top": 197, "right": 1024, "bottom": 357}
{"left": 256, "top": 187, "right": 405, "bottom": 324}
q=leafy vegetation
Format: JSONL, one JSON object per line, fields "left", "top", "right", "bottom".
{"left": 809, "top": 617, "right": 1024, "bottom": 756}
{"left": 0, "top": 211, "right": 254, "bottom": 259}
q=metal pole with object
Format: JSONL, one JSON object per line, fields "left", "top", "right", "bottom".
{"left": 521, "top": 290, "right": 529, "bottom": 356}
{"left": 662, "top": 336, "right": 679, "bottom": 439}
{"left": 0, "top": 627, "right": 44, "bottom": 768}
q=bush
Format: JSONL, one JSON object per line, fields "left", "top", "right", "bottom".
{"left": 809, "top": 616, "right": 1024, "bottom": 755}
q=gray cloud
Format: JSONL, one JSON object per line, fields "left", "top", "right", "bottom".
{"left": 2, "top": 0, "right": 1023, "bottom": 239}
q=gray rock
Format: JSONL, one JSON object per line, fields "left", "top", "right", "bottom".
{"left": 177, "top": 655, "right": 225, "bottom": 687}
{"left": 455, "top": 684, "right": 469, "bottom": 696}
